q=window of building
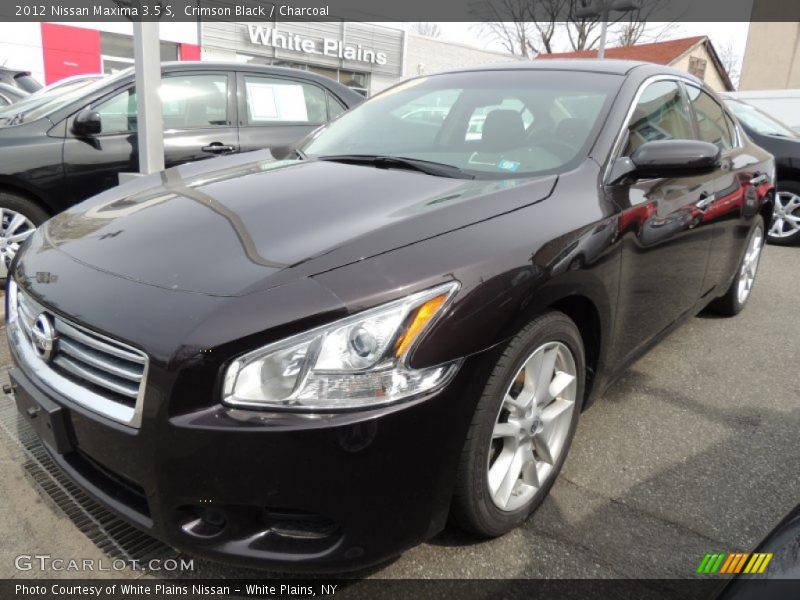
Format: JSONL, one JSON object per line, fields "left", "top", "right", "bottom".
{"left": 624, "top": 80, "right": 693, "bottom": 155}
{"left": 100, "top": 32, "right": 178, "bottom": 75}
{"left": 688, "top": 56, "right": 707, "bottom": 80}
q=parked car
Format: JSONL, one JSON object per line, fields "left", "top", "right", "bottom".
{"left": 724, "top": 97, "right": 800, "bottom": 245}
{"left": 722, "top": 89, "right": 800, "bottom": 133}
{"left": 6, "top": 60, "right": 773, "bottom": 572}
{"left": 0, "top": 62, "right": 363, "bottom": 277}
{"left": 0, "top": 67, "right": 41, "bottom": 93}
{"left": 0, "top": 74, "right": 104, "bottom": 120}
{"left": 32, "top": 73, "right": 105, "bottom": 96}
{"left": 0, "top": 82, "right": 29, "bottom": 106}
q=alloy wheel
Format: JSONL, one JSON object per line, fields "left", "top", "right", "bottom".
{"left": 737, "top": 225, "right": 763, "bottom": 305}
{"left": 0, "top": 208, "right": 36, "bottom": 278}
{"left": 487, "top": 341, "right": 577, "bottom": 512}
{"left": 769, "top": 191, "right": 800, "bottom": 239}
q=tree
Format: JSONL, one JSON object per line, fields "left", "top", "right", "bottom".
{"left": 410, "top": 23, "right": 442, "bottom": 38}
{"left": 717, "top": 40, "right": 742, "bottom": 88}
{"left": 479, "top": 0, "right": 540, "bottom": 58}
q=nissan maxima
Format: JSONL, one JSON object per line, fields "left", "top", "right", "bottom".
{"left": 6, "top": 60, "right": 774, "bottom": 571}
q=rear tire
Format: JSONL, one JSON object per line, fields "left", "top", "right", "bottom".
{"left": 450, "top": 311, "right": 585, "bottom": 537}
{"left": 767, "top": 181, "right": 800, "bottom": 245}
{"left": 707, "top": 217, "right": 765, "bottom": 316}
{"left": 0, "top": 191, "right": 47, "bottom": 281}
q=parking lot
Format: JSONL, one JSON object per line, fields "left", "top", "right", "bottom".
{"left": 0, "top": 244, "right": 797, "bottom": 581}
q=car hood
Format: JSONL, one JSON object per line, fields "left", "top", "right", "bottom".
{"left": 43, "top": 151, "right": 557, "bottom": 296}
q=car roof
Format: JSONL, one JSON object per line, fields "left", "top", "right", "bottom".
{"left": 159, "top": 61, "right": 363, "bottom": 105}
{"left": 433, "top": 59, "right": 701, "bottom": 81}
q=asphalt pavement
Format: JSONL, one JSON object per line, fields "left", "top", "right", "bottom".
{"left": 0, "top": 244, "right": 797, "bottom": 581}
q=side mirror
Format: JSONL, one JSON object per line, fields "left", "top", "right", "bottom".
{"left": 609, "top": 140, "right": 721, "bottom": 183}
{"left": 72, "top": 109, "right": 102, "bottom": 136}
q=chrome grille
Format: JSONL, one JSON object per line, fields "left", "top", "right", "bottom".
{"left": 9, "top": 282, "right": 148, "bottom": 427}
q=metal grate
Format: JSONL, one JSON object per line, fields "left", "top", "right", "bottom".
{"left": 0, "top": 397, "right": 175, "bottom": 564}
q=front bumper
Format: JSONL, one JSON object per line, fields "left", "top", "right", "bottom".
{"left": 7, "top": 346, "right": 481, "bottom": 572}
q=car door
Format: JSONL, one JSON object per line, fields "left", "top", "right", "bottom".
{"left": 62, "top": 72, "right": 239, "bottom": 204}
{"left": 608, "top": 79, "right": 715, "bottom": 363}
{"left": 62, "top": 83, "right": 139, "bottom": 204}
{"left": 683, "top": 84, "right": 770, "bottom": 293}
{"left": 236, "top": 72, "right": 337, "bottom": 155}
{"left": 160, "top": 71, "right": 239, "bottom": 166}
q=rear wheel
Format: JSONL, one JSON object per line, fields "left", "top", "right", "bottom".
{"left": 451, "top": 311, "right": 584, "bottom": 537}
{"left": 767, "top": 182, "right": 800, "bottom": 245}
{"left": 0, "top": 191, "right": 47, "bottom": 280}
{"left": 707, "top": 217, "right": 764, "bottom": 316}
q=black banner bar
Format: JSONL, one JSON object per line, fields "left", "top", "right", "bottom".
{"left": 5, "top": 578, "right": 800, "bottom": 600}
{"left": 0, "top": 0, "right": 799, "bottom": 23}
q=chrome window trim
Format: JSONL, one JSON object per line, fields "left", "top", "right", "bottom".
{"left": 603, "top": 73, "right": 706, "bottom": 185}
{"left": 7, "top": 285, "right": 148, "bottom": 429}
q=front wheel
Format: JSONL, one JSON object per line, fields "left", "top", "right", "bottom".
{"left": 0, "top": 191, "right": 47, "bottom": 280}
{"left": 707, "top": 217, "right": 765, "bottom": 316}
{"left": 451, "top": 311, "right": 584, "bottom": 537}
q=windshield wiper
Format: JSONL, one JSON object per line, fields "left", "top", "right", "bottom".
{"left": 316, "top": 154, "right": 474, "bottom": 179}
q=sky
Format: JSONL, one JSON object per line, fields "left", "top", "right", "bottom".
{"left": 417, "top": 21, "right": 751, "bottom": 84}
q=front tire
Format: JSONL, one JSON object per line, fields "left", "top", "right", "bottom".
{"left": 0, "top": 191, "right": 47, "bottom": 280}
{"left": 451, "top": 311, "right": 585, "bottom": 537}
{"left": 707, "top": 217, "right": 765, "bottom": 316}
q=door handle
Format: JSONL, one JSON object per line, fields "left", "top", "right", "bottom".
{"left": 697, "top": 193, "right": 715, "bottom": 210}
{"left": 201, "top": 143, "right": 236, "bottom": 154}
{"left": 750, "top": 173, "right": 769, "bottom": 186}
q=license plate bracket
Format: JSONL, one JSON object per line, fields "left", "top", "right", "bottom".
{"left": 10, "top": 369, "right": 75, "bottom": 454}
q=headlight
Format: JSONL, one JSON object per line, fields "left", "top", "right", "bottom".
{"left": 6, "top": 279, "right": 18, "bottom": 324}
{"left": 222, "top": 282, "right": 461, "bottom": 411}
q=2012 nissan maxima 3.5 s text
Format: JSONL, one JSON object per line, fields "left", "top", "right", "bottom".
{"left": 6, "top": 60, "right": 774, "bottom": 571}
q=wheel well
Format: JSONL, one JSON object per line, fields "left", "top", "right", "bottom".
{"left": 548, "top": 295, "right": 601, "bottom": 405}
{"left": 0, "top": 182, "right": 53, "bottom": 216}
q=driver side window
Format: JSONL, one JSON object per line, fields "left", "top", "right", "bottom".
{"left": 624, "top": 80, "right": 693, "bottom": 156}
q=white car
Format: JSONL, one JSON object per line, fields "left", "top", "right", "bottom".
{"left": 721, "top": 90, "right": 800, "bottom": 133}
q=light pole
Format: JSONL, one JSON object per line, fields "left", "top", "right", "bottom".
{"left": 575, "top": 0, "right": 642, "bottom": 59}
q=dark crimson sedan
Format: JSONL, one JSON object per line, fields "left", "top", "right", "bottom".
{"left": 6, "top": 60, "right": 773, "bottom": 571}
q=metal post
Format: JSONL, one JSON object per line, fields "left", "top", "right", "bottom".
{"left": 133, "top": 21, "right": 164, "bottom": 175}
{"left": 597, "top": 6, "right": 610, "bottom": 59}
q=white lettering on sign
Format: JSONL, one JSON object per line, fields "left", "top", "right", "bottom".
{"left": 247, "top": 25, "right": 388, "bottom": 66}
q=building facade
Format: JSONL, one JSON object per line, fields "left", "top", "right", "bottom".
{"left": 0, "top": 21, "right": 514, "bottom": 95}
{"left": 740, "top": 22, "right": 800, "bottom": 90}
{"left": 539, "top": 36, "right": 735, "bottom": 92}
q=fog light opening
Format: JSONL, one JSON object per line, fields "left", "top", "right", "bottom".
{"left": 263, "top": 508, "right": 339, "bottom": 540}
{"left": 177, "top": 505, "right": 227, "bottom": 538}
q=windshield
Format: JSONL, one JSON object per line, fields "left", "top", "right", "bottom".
{"left": 726, "top": 99, "right": 798, "bottom": 138}
{"left": 0, "top": 69, "right": 129, "bottom": 124}
{"left": 301, "top": 70, "right": 619, "bottom": 178}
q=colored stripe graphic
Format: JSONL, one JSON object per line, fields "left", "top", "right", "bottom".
{"left": 697, "top": 553, "right": 712, "bottom": 573}
{"left": 710, "top": 553, "right": 726, "bottom": 573}
{"left": 698, "top": 552, "right": 773, "bottom": 575}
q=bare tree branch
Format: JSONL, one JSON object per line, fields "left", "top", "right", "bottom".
{"left": 409, "top": 23, "right": 442, "bottom": 38}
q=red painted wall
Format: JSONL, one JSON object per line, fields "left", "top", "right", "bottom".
{"left": 41, "top": 23, "right": 101, "bottom": 84}
{"left": 180, "top": 43, "right": 201, "bottom": 61}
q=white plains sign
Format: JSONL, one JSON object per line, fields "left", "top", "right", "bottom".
{"left": 247, "top": 25, "right": 388, "bottom": 66}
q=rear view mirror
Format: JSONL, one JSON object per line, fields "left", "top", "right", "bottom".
{"left": 609, "top": 140, "right": 720, "bottom": 183}
{"left": 72, "top": 109, "right": 102, "bottom": 136}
